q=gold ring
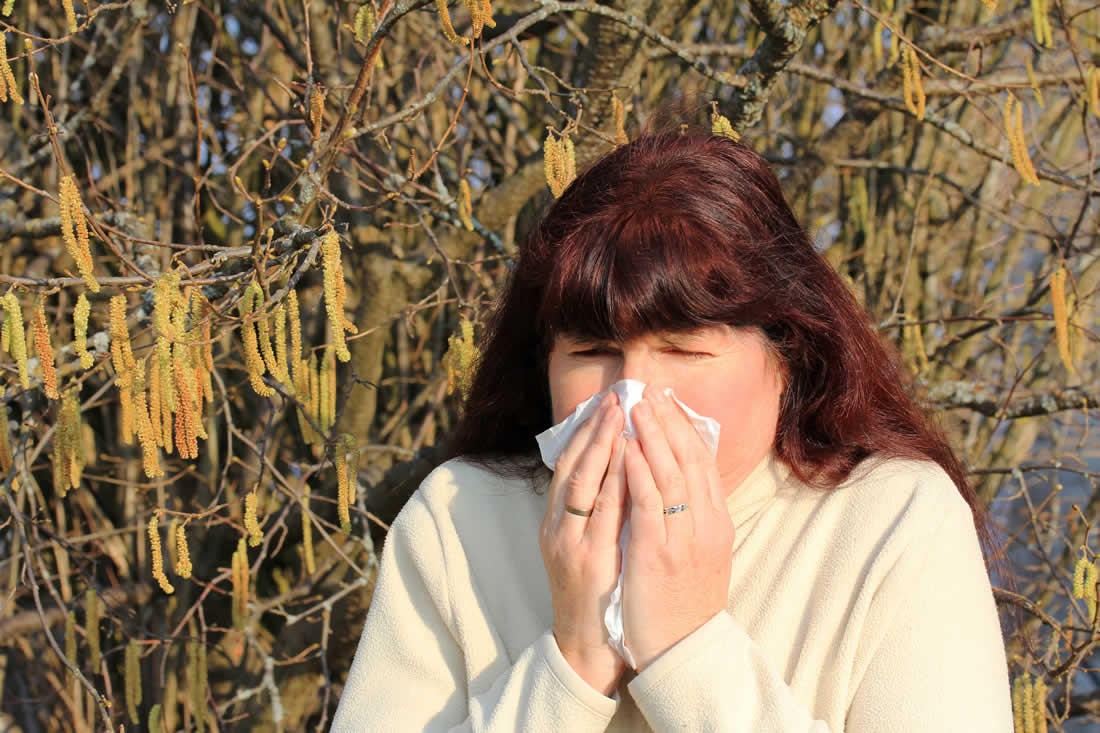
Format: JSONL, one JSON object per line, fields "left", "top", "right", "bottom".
{"left": 564, "top": 505, "right": 593, "bottom": 517}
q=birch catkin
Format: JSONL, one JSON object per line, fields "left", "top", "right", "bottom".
{"left": 72, "top": 292, "right": 94, "bottom": 369}
{"left": 1004, "top": 95, "right": 1040, "bottom": 186}
{"left": 711, "top": 106, "right": 739, "bottom": 141}
{"left": 32, "top": 300, "right": 59, "bottom": 400}
{"left": 458, "top": 179, "right": 474, "bottom": 231}
{"left": 0, "top": 401, "right": 12, "bottom": 475}
{"left": 543, "top": 132, "right": 576, "bottom": 198}
{"left": 902, "top": 45, "right": 926, "bottom": 120}
{"left": 301, "top": 482, "right": 316, "bottom": 575}
{"left": 244, "top": 490, "right": 263, "bottom": 547}
{"left": 1, "top": 293, "right": 29, "bottom": 388}
{"left": 109, "top": 295, "right": 137, "bottom": 443}
{"left": 321, "top": 232, "right": 352, "bottom": 362}
{"left": 175, "top": 522, "right": 192, "bottom": 578}
{"left": 336, "top": 439, "right": 352, "bottom": 535}
{"left": 133, "top": 358, "right": 164, "bottom": 478}
{"left": 188, "top": 639, "right": 207, "bottom": 733}
{"left": 1050, "top": 263, "right": 1077, "bottom": 377}
{"left": 231, "top": 537, "right": 249, "bottom": 628}
{"left": 125, "top": 640, "right": 142, "bottom": 725}
{"left": 85, "top": 587, "right": 101, "bottom": 670}
{"left": 0, "top": 31, "right": 23, "bottom": 106}
{"left": 59, "top": 176, "right": 99, "bottom": 293}
{"left": 239, "top": 282, "right": 275, "bottom": 397}
{"left": 149, "top": 512, "right": 175, "bottom": 594}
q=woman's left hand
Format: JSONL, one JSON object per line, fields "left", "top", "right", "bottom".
{"left": 621, "top": 386, "right": 735, "bottom": 672}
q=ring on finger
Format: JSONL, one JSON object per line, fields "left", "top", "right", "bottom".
{"left": 662, "top": 503, "right": 688, "bottom": 516}
{"left": 565, "top": 505, "right": 593, "bottom": 517}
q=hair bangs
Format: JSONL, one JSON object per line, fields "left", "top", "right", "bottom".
{"left": 537, "top": 208, "right": 746, "bottom": 347}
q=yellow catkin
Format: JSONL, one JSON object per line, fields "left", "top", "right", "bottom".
{"left": 327, "top": 343, "right": 337, "bottom": 430}
{"left": 321, "top": 233, "right": 352, "bottom": 362}
{"left": 319, "top": 345, "right": 332, "bottom": 432}
{"left": 125, "top": 640, "right": 142, "bottom": 725}
{"left": 436, "top": 0, "right": 469, "bottom": 44}
{"left": 173, "top": 357, "right": 198, "bottom": 459}
{"left": 288, "top": 290, "right": 303, "bottom": 384}
{"left": 1, "top": 294, "right": 29, "bottom": 388}
{"left": 1073, "top": 555, "right": 1088, "bottom": 598}
{"left": 309, "top": 86, "right": 325, "bottom": 140}
{"left": 149, "top": 513, "right": 174, "bottom": 594}
{"left": 1050, "top": 263, "right": 1077, "bottom": 377}
{"left": 54, "top": 388, "right": 82, "bottom": 496}
{"left": 0, "top": 401, "right": 12, "bottom": 475}
{"left": 0, "top": 2, "right": 11, "bottom": 19}
{"left": 188, "top": 639, "right": 207, "bottom": 733}
{"left": 72, "top": 292, "right": 94, "bottom": 369}
{"left": 613, "top": 96, "right": 629, "bottom": 145}
{"left": 543, "top": 132, "right": 576, "bottom": 198}
{"left": 59, "top": 176, "right": 98, "bottom": 293}
{"left": 239, "top": 282, "right": 274, "bottom": 397}
{"left": 1026, "top": 58, "right": 1044, "bottom": 109}
{"left": 1088, "top": 67, "right": 1100, "bottom": 120}
{"left": 1086, "top": 562, "right": 1100, "bottom": 623}
{"left": 443, "top": 318, "right": 479, "bottom": 399}
{"left": 232, "top": 537, "right": 249, "bottom": 628}
{"left": 108, "top": 295, "right": 136, "bottom": 442}
{"left": 1032, "top": 676, "right": 1047, "bottom": 733}
{"left": 147, "top": 353, "right": 163, "bottom": 448}
{"left": 902, "top": 45, "right": 926, "bottom": 120}
{"left": 134, "top": 359, "right": 163, "bottom": 478}
{"left": 244, "top": 490, "right": 263, "bottom": 547}
{"left": 458, "top": 179, "right": 474, "bottom": 231}
{"left": 154, "top": 272, "right": 181, "bottom": 413}
{"left": 336, "top": 446, "right": 351, "bottom": 535}
{"left": 85, "top": 588, "right": 100, "bottom": 670}
{"left": 32, "top": 300, "right": 58, "bottom": 400}
{"left": 1012, "top": 673, "right": 1032, "bottom": 733}
{"left": 175, "top": 522, "right": 192, "bottom": 578}
{"left": 0, "top": 32, "right": 24, "bottom": 107}
{"left": 1031, "top": 0, "right": 1051, "bottom": 46}
{"left": 354, "top": 3, "right": 376, "bottom": 43}
{"left": 148, "top": 704, "right": 162, "bottom": 733}
{"left": 256, "top": 298, "right": 279, "bottom": 378}
{"left": 64, "top": 609, "right": 77, "bottom": 670}
{"left": 1004, "top": 95, "right": 1040, "bottom": 186}
{"left": 163, "top": 670, "right": 177, "bottom": 733}
{"left": 980, "top": 0, "right": 996, "bottom": 8}
{"left": 301, "top": 482, "right": 315, "bottom": 575}
{"left": 711, "top": 106, "right": 739, "bottom": 141}
{"left": 272, "top": 303, "right": 291, "bottom": 388}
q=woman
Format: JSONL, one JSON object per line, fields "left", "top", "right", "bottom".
{"left": 332, "top": 130, "right": 1014, "bottom": 730}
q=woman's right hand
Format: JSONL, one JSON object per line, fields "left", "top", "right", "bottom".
{"left": 539, "top": 391, "right": 629, "bottom": 697}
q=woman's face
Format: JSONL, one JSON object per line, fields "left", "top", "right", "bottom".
{"left": 547, "top": 326, "right": 784, "bottom": 495}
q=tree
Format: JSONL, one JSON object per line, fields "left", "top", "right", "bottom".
{"left": 0, "top": 0, "right": 1097, "bottom": 729}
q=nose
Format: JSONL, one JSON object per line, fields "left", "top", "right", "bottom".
{"left": 619, "top": 347, "right": 657, "bottom": 386}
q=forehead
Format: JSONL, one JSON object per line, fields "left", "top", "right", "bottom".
{"left": 554, "top": 325, "right": 736, "bottom": 346}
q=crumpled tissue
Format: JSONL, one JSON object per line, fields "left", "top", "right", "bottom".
{"left": 535, "top": 379, "right": 721, "bottom": 670}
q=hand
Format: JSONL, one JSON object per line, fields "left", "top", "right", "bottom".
{"left": 621, "top": 386, "right": 735, "bottom": 672}
{"left": 539, "top": 392, "right": 629, "bottom": 696}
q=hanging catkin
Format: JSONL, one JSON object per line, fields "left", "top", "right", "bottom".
{"left": 72, "top": 293, "right": 94, "bottom": 369}
{"left": 109, "top": 294, "right": 137, "bottom": 443}
{"left": 301, "top": 482, "right": 316, "bottom": 575}
{"left": 58, "top": 176, "right": 99, "bottom": 292}
{"left": 1, "top": 293, "right": 29, "bottom": 388}
{"left": 0, "top": 32, "right": 24, "bottom": 105}
{"left": 321, "top": 232, "right": 353, "bottom": 362}
{"left": 0, "top": 401, "right": 12, "bottom": 475}
{"left": 175, "top": 522, "right": 192, "bottom": 578}
{"left": 32, "top": 299, "right": 59, "bottom": 400}
{"left": 85, "top": 587, "right": 101, "bottom": 670}
{"left": 125, "top": 640, "right": 142, "bottom": 725}
{"left": 1050, "top": 262, "right": 1077, "bottom": 377}
{"left": 148, "top": 512, "right": 174, "bottom": 594}
{"left": 244, "top": 490, "right": 263, "bottom": 547}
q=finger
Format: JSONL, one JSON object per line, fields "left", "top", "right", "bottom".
{"left": 546, "top": 391, "right": 616, "bottom": 515}
{"left": 558, "top": 398, "right": 624, "bottom": 537}
{"left": 631, "top": 397, "right": 692, "bottom": 541}
{"left": 587, "top": 434, "right": 628, "bottom": 548}
{"left": 624, "top": 438, "right": 666, "bottom": 546}
{"left": 651, "top": 387, "right": 722, "bottom": 516}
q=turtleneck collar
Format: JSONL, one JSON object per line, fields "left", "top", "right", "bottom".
{"left": 725, "top": 450, "right": 790, "bottom": 527}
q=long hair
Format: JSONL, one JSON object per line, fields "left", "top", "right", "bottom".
{"left": 447, "top": 128, "right": 1005, "bottom": 575}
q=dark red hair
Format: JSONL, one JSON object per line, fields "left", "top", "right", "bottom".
{"left": 447, "top": 129, "right": 1003, "bottom": 570}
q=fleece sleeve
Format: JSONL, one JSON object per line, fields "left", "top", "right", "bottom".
{"left": 330, "top": 493, "right": 618, "bottom": 733}
{"left": 626, "top": 494, "right": 1013, "bottom": 732}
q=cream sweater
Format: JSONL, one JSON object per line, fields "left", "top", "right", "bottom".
{"left": 332, "top": 453, "right": 1014, "bottom": 731}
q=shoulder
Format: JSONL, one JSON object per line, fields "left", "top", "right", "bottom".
{"left": 797, "top": 456, "right": 977, "bottom": 566}
{"left": 391, "top": 457, "right": 545, "bottom": 541}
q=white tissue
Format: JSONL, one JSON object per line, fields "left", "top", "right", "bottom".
{"left": 535, "top": 379, "right": 721, "bottom": 669}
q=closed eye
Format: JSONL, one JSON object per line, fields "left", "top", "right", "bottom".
{"left": 570, "top": 348, "right": 615, "bottom": 357}
{"left": 665, "top": 349, "right": 713, "bottom": 359}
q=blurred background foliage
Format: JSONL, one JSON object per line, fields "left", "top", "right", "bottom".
{"left": 0, "top": 0, "right": 1098, "bottom": 729}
